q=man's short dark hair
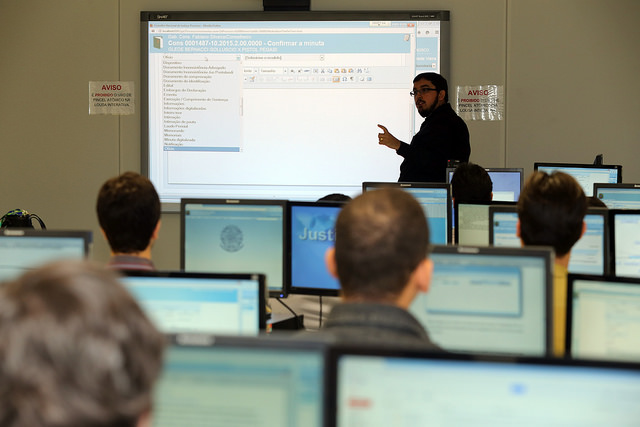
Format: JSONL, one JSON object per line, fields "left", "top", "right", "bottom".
{"left": 451, "top": 162, "right": 493, "bottom": 203}
{"left": 517, "top": 171, "right": 587, "bottom": 257}
{"left": 334, "top": 188, "right": 430, "bottom": 300}
{"left": 97, "top": 172, "right": 161, "bottom": 254}
{"left": 0, "top": 260, "right": 165, "bottom": 426}
{"left": 413, "top": 72, "right": 449, "bottom": 102}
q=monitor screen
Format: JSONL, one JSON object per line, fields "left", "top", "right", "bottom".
{"left": 489, "top": 206, "right": 609, "bottom": 275}
{"left": 121, "top": 271, "right": 266, "bottom": 335}
{"left": 408, "top": 245, "right": 553, "bottom": 356}
{"left": 455, "top": 201, "right": 516, "bottom": 245}
{"left": 594, "top": 183, "right": 640, "bottom": 209}
{"left": 362, "top": 182, "right": 451, "bottom": 244}
{"left": 181, "top": 199, "right": 287, "bottom": 298}
{"left": 568, "top": 274, "right": 640, "bottom": 362}
{"left": 0, "top": 229, "right": 92, "bottom": 282}
{"left": 330, "top": 348, "right": 640, "bottom": 426}
{"left": 288, "top": 201, "right": 344, "bottom": 296}
{"left": 611, "top": 210, "right": 640, "bottom": 278}
{"left": 155, "top": 335, "right": 327, "bottom": 426}
{"left": 446, "top": 167, "right": 523, "bottom": 202}
{"left": 533, "top": 162, "right": 622, "bottom": 197}
{"left": 141, "top": 11, "right": 451, "bottom": 205}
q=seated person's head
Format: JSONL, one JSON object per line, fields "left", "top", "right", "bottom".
{"left": 326, "top": 188, "right": 432, "bottom": 306}
{"left": 451, "top": 162, "right": 493, "bottom": 203}
{"left": 317, "top": 193, "right": 352, "bottom": 203}
{"left": 97, "top": 172, "right": 161, "bottom": 255}
{"left": 0, "top": 260, "right": 165, "bottom": 427}
{"left": 517, "top": 171, "right": 587, "bottom": 257}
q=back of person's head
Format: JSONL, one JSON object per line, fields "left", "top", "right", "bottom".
{"left": 0, "top": 209, "right": 46, "bottom": 229}
{"left": 333, "top": 188, "right": 430, "bottom": 300}
{"left": 413, "top": 72, "right": 449, "bottom": 102}
{"left": 317, "top": 193, "right": 352, "bottom": 203}
{"left": 0, "top": 260, "right": 165, "bottom": 427}
{"left": 96, "top": 172, "right": 161, "bottom": 254}
{"left": 517, "top": 171, "right": 587, "bottom": 257}
{"left": 451, "top": 162, "right": 493, "bottom": 203}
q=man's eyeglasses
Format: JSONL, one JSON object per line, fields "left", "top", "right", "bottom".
{"left": 409, "top": 87, "right": 439, "bottom": 97}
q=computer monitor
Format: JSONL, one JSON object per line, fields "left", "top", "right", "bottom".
{"left": 0, "top": 229, "right": 92, "bottom": 282}
{"left": 446, "top": 167, "right": 524, "bottom": 202}
{"left": 594, "top": 183, "right": 640, "bottom": 209}
{"left": 329, "top": 346, "right": 640, "bottom": 426}
{"left": 610, "top": 209, "right": 640, "bottom": 278}
{"left": 408, "top": 245, "right": 553, "bottom": 356}
{"left": 454, "top": 201, "right": 516, "bottom": 245}
{"left": 567, "top": 274, "right": 640, "bottom": 362}
{"left": 489, "top": 206, "right": 610, "bottom": 275}
{"left": 121, "top": 271, "right": 266, "bottom": 335}
{"left": 362, "top": 182, "right": 451, "bottom": 244}
{"left": 155, "top": 334, "right": 328, "bottom": 426}
{"left": 181, "top": 199, "right": 288, "bottom": 298}
{"left": 533, "top": 162, "right": 622, "bottom": 197}
{"left": 287, "top": 201, "right": 344, "bottom": 296}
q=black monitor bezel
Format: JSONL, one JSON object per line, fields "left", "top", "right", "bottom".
{"left": 454, "top": 200, "right": 516, "bottom": 245}
{"left": 593, "top": 183, "right": 640, "bottom": 208}
{"left": 325, "top": 342, "right": 640, "bottom": 427}
{"left": 427, "top": 244, "right": 554, "bottom": 356}
{"left": 609, "top": 208, "right": 640, "bottom": 278}
{"left": 0, "top": 228, "right": 93, "bottom": 257}
{"left": 566, "top": 273, "right": 640, "bottom": 358}
{"left": 286, "top": 200, "right": 347, "bottom": 297}
{"left": 533, "top": 162, "right": 623, "bottom": 196}
{"left": 362, "top": 181, "right": 452, "bottom": 244}
{"left": 122, "top": 270, "right": 268, "bottom": 332}
{"left": 180, "top": 198, "right": 289, "bottom": 298}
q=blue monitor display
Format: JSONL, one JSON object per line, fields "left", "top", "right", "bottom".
{"left": 0, "top": 229, "right": 92, "bottom": 282}
{"left": 408, "top": 245, "right": 553, "bottom": 356}
{"left": 594, "top": 183, "right": 640, "bottom": 209}
{"left": 181, "top": 199, "right": 287, "bottom": 297}
{"left": 534, "top": 162, "right": 622, "bottom": 197}
{"left": 447, "top": 167, "right": 523, "bottom": 202}
{"left": 288, "top": 201, "right": 343, "bottom": 296}
{"left": 611, "top": 210, "right": 640, "bottom": 278}
{"left": 362, "top": 182, "right": 451, "bottom": 244}
{"left": 489, "top": 206, "right": 609, "bottom": 275}
{"left": 156, "top": 335, "right": 327, "bottom": 427}
{"left": 121, "top": 271, "right": 266, "bottom": 335}
{"left": 331, "top": 348, "right": 640, "bottom": 426}
{"left": 568, "top": 274, "right": 640, "bottom": 362}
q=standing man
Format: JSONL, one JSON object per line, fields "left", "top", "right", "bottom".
{"left": 517, "top": 171, "right": 587, "bottom": 356}
{"left": 378, "top": 72, "right": 470, "bottom": 183}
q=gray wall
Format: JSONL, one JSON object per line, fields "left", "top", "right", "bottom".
{"left": 1, "top": 0, "right": 639, "bottom": 270}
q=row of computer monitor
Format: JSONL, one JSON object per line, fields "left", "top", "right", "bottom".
{"left": 155, "top": 333, "right": 640, "bottom": 426}
{"left": 4, "top": 227, "right": 640, "bottom": 362}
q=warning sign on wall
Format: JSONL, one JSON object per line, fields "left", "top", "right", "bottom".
{"left": 456, "top": 85, "right": 503, "bottom": 121}
{"left": 89, "top": 81, "right": 135, "bottom": 115}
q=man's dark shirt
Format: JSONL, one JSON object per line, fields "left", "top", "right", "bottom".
{"left": 397, "top": 103, "right": 470, "bottom": 183}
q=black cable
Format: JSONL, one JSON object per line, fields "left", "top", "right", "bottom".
{"left": 276, "top": 297, "right": 298, "bottom": 318}
{"left": 318, "top": 295, "right": 323, "bottom": 328}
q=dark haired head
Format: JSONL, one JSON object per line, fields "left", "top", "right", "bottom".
{"left": 317, "top": 193, "right": 352, "bottom": 203}
{"left": 333, "top": 188, "right": 430, "bottom": 300}
{"left": 0, "top": 260, "right": 165, "bottom": 426}
{"left": 96, "top": 172, "right": 161, "bottom": 254}
{"left": 451, "top": 162, "right": 493, "bottom": 203}
{"left": 517, "top": 171, "right": 587, "bottom": 257}
{"left": 413, "top": 72, "right": 449, "bottom": 102}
